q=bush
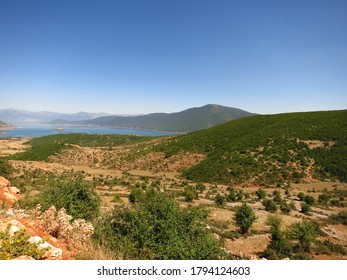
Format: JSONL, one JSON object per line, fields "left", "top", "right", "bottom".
{"left": 0, "top": 158, "right": 13, "bottom": 178}
{"left": 227, "top": 190, "right": 237, "bottom": 202}
{"left": 262, "top": 215, "right": 292, "bottom": 259}
{"left": 318, "top": 193, "right": 330, "bottom": 205}
{"left": 272, "top": 190, "right": 282, "bottom": 204}
{"left": 183, "top": 185, "right": 198, "bottom": 202}
{"left": 129, "top": 188, "right": 144, "bottom": 203}
{"left": 262, "top": 199, "right": 278, "bottom": 212}
{"left": 0, "top": 225, "right": 48, "bottom": 260}
{"left": 196, "top": 182, "right": 206, "bottom": 193}
{"left": 300, "top": 203, "right": 312, "bottom": 214}
{"left": 38, "top": 172, "right": 100, "bottom": 221}
{"left": 111, "top": 194, "right": 122, "bottom": 203}
{"left": 256, "top": 188, "right": 266, "bottom": 200}
{"left": 93, "top": 189, "right": 227, "bottom": 260}
{"left": 289, "top": 220, "right": 318, "bottom": 253}
{"left": 234, "top": 203, "right": 257, "bottom": 234}
{"left": 280, "top": 202, "right": 291, "bottom": 214}
{"left": 304, "top": 195, "right": 315, "bottom": 205}
{"left": 328, "top": 211, "right": 347, "bottom": 225}
{"left": 314, "top": 240, "right": 347, "bottom": 255}
{"left": 297, "top": 192, "right": 305, "bottom": 201}
{"left": 215, "top": 193, "right": 226, "bottom": 206}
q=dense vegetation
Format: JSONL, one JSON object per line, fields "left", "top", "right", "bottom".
{"left": 11, "top": 133, "right": 152, "bottom": 161}
{"left": 93, "top": 189, "right": 227, "bottom": 259}
{"left": 0, "top": 158, "right": 14, "bottom": 178}
{"left": 156, "top": 110, "right": 347, "bottom": 184}
{"left": 19, "top": 171, "right": 100, "bottom": 221}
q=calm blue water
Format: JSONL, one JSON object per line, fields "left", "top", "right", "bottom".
{"left": 0, "top": 124, "right": 175, "bottom": 138}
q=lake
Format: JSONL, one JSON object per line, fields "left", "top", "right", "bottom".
{"left": 0, "top": 123, "right": 176, "bottom": 138}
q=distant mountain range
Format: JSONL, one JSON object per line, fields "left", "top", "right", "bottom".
{"left": 50, "top": 104, "right": 256, "bottom": 132}
{"left": 0, "top": 109, "right": 110, "bottom": 124}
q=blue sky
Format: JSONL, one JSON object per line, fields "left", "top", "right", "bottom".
{"left": 0, "top": 0, "right": 346, "bottom": 114}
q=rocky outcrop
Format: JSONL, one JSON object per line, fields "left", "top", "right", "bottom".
{"left": 0, "top": 219, "right": 63, "bottom": 260}
{"left": 0, "top": 176, "right": 10, "bottom": 188}
{"left": 0, "top": 177, "right": 83, "bottom": 260}
{"left": 0, "top": 176, "right": 21, "bottom": 206}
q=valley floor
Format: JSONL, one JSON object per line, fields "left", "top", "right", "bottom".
{"left": 1, "top": 137, "right": 346, "bottom": 260}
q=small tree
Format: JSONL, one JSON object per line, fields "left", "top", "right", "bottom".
{"left": 272, "top": 190, "right": 282, "bottom": 204}
{"left": 262, "top": 199, "right": 278, "bottom": 213}
{"left": 256, "top": 188, "right": 266, "bottom": 200}
{"left": 234, "top": 203, "right": 257, "bottom": 234}
{"left": 297, "top": 192, "right": 305, "bottom": 201}
{"left": 39, "top": 173, "right": 100, "bottom": 221}
{"left": 129, "top": 188, "right": 144, "bottom": 204}
{"left": 304, "top": 195, "right": 315, "bottom": 205}
{"left": 289, "top": 220, "right": 318, "bottom": 253}
{"left": 300, "top": 203, "right": 311, "bottom": 215}
{"left": 262, "top": 215, "right": 292, "bottom": 259}
{"left": 184, "top": 185, "right": 198, "bottom": 202}
{"left": 215, "top": 193, "right": 226, "bottom": 206}
{"left": 318, "top": 193, "right": 330, "bottom": 206}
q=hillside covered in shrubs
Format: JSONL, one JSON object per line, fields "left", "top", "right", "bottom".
{"left": 157, "top": 110, "right": 347, "bottom": 185}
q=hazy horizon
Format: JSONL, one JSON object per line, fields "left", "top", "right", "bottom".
{"left": 0, "top": 104, "right": 346, "bottom": 117}
{"left": 1, "top": 0, "right": 346, "bottom": 115}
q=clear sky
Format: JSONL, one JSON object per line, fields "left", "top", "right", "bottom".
{"left": 0, "top": 0, "right": 346, "bottom": 115}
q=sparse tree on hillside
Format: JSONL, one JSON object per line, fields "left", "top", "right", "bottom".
{"left": 262, "top": 215, "right": 292, "bottom": 259}
{"left": 289, "top": 220, "right": 318, "bottom": 253}
{"left": 234, "top": 203, "right": 257, "bottom": 234}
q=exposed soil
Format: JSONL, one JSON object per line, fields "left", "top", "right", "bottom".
{"left": 0, "top": 138, "right": 31, "bottom": 156}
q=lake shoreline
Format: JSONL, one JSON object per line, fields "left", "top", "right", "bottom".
{"left": 0, "top": 123, "right": 178, "bottom": 138}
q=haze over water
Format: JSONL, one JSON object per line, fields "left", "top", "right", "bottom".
{"left": 0, "top": 123, "right": 175, "bottom": 138}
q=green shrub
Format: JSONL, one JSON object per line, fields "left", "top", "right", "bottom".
{"left": 262, "top": 199, "right": 278, "bottom": 212}
{"left": 0, "top": 225, "right": 49, "bottom": 260}
{"left": 234, "top": 203, "right": 257, "bottom": 234}
{"left": 111, "top": 194, "right": 122, "bottom": 203}
{"left": 196, "top": 182, "right": 206, "bottom": 193}
{"left": 304, "top": 195, "right": 315, "bottom": 205}
{"left": 300, "top": 203, "right": 312, "bottom": 214}
{"left": 318, "top": 193, "right": 330, "bottom": 205}
{"left": 328, "top": 211, "right": 347, "bottom": 225}
{"left": 256, "top": 188, "right": 266, "bottom": 200}
{"left": 280, "top": 202, "right": 291, "bottom": 214}
{"left": 38, "top": 172, "right": 100, "bottom": 221}
{"left": 289, "top": 220, "right": 318, "bottom": 253}
{"left": 272, "top": 190, "right": 282, "bottom": 204}
{"left": 93, "top": 189, "right": 227, "bottom": 260}
{"left": 183, "top": 185, "right": 198, "bottom": 202}
{"left": 314, "top": 240, "right": 347, "bottom": 255}
{"left": 215, "top": 193, "right": 226, "bottom": 206}
{"left": 297, "top": 192, "right": 305, "bottom": 201}
{"left": 262, "top": 215, "right": 292, "bottom": 259}
{"left": 129, "top": 188, "right": 144, "bottom": 204}
{"left": 0, "top": 158, "right": 14, "bottom": 178}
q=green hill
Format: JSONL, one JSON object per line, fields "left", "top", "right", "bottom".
{"left": 11, "top": 133, "right": 152, "bottom": 161}
{"left": 55, "top": 104, "right": 256, "bottom": 132}
{"left": 156, "top": 110, "right": 347, "bottom": 185}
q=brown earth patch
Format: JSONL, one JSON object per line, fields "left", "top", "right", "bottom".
{"left": 0, "top": 138, "right": 31, "bottom": 156}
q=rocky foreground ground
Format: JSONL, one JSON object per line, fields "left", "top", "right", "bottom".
{"left": 0, "top": 176, "right": 91, "bottom": 260}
